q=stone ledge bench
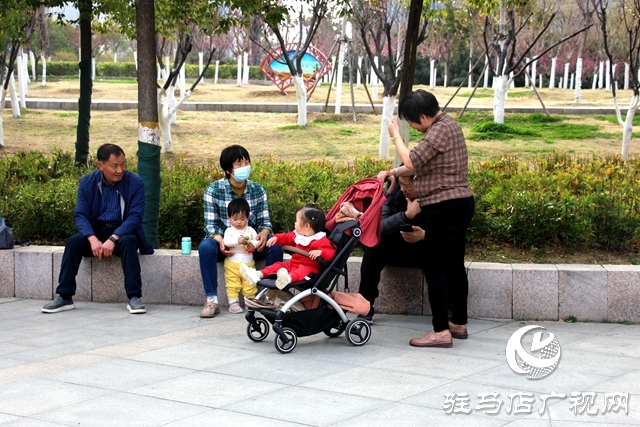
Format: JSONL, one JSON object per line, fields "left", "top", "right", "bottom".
{"left": 0, "top": 246, "right": 638, "bottom": 323}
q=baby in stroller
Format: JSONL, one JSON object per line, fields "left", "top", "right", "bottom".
{"left": 240, "top": 204, "right": 335, "bottom": 290}
{"left": 243, "top": 178, "right": 386, "bottom": 353}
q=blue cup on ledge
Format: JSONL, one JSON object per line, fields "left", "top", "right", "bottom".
{"left": 181, "top": 237, "right": 192, "bottom": 255}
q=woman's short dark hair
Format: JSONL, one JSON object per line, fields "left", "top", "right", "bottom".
{"left": 220, "top": 145, "right": 251, "bottom": 179}
{"left": 397, "top": 90, "right": 440, "bottom": 123}
{"left": 228, "top": 198, "right": 250, "bottom": 218}
{"left": 97, "top": 144, "right": 125, "bottom": 162}
{"left": 296, "top": 203, "right": 326, "bottom": 233}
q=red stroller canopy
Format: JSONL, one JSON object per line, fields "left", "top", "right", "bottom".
{"left": 325, "top": 178, "right": 386, "bottom": 248}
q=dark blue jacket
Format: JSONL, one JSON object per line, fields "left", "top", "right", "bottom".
{"left": 74, "top": 169, "right": 154, "bottom": 254}
{"left": 381, "top": 184, "right": 424, "bottom": 235}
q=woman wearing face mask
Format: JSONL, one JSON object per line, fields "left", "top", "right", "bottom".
{"left": 198, "top": 145, "right": 283, "bottom": 318}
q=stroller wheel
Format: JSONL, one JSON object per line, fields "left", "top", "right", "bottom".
{"left": 247, "top": 317, "right": 270, "bottom": 342}
{"left": 346, "top": 319, "right": 372, "bottom": 346}
{"left": 323, "top": 322, "right": 346, "bottom": 338}
{"left": 274, "top": 327, "right": 297, "bottom": 354}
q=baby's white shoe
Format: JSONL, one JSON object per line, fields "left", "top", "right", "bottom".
{"left": 240, "top": 263, "right": 260, "bottom": 286}
{"left": 275, "top": 268, "right": 291, "bottom": 290}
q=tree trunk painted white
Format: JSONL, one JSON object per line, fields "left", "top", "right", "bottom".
{"left": 559, "top": 77, "right": 563, "bottom": 88}
{"left": 525, "top": 58, "right": 530, "bottom": 86}
{"left": 168, "top": 85, "right": 177, "bottom": 125}
{"left": 158, "top": 90, "right": 173, "bottom": 153}
{"left": 372, "top": 57, "right": 379, "bottom": 100}
{"left": 214, "top": 60, "right": 219, "bottom": 84}
{"left": 605, "top": 60, "right": 611, "bottom": 91}
{"left": 242, "top": 52, "right": 249, "bottom": 84}
{"left": 549, "top": 57, "right": 557, "bottom": 89}
{"left": 198, "top": 51, "right": 204, "bottom": 78}
{"left": 570, "top": 73, "right": 574, "bottom": 90}
{"left": 531, "top": 60, "right": 537, "bottom": 91}
{"left": 483, "top": 55, "right": 489, "bottom": 89}
{"left": 293, "top": 75, "right": 307, "bottom": 126}
{"left": 9, "top": 72, "right": 20, "bottom": 118}
{"left": 433, "top": 67, "right": 438, "bottom": 87}
{"left": 138, "top": 122, "right": 160, "bottom": 149}
{"left": 91, "top": 57, "right": 96, "bottom": 80}
{"left": 162, "top": 56, "right": 170, "bottom": 83}
{"left": 492, "top": 74, "right": 510, "bottom": 124}
{"left": 29, "top": 50, "right": 36, "bottom": 81}
{"left": 133, "top": 51, "right": 137, "bottom": 69}
{"left": 394, "top": 119, "right": 410, "bottom": 167}
{"left": 158, "top": 86, "right": 193, "bottom": 153}
{"left": 443, "top": 61, "right": 449, "bottom": 88}
{"left": 22, "top": 52, "right": 30, "bottom": 84}
{"left": 378, "top": 95, "right": 395, "bottom": 159}
{"left": 113, "top": 51, "right": 117, "bottom": 62}
{"left": 334, "top": 38, "right": 346, "bottom": 114}
{"left": 0, "top": 88, "right": 5, "bottom": 147}
{"left": 563, "top": 62, "right": 570, "bottom": 89}
{"left": 574, "top": 58, "right": 583, "bottom": 102}
{"left": 509, "top": 72, "right": 514, "bottom": 88}
{"left": 41, "top": 52, "right": 46, "bottom": 86}
{"left": 429, "top": 59, "right": 435, "bottom": 88}
{"left": 539, "top": 74, "right": 543, "bottom": 88}
{"left": 357, "top": 56, "right": 362, "bottom": 88}
{"left": 179, "top": 63, "right": 186, "bottom": 99}
{"left": 468, "top": 41, "right": 474, "bottom": 88}
{"left": 620, "top": 94, "right": 639, "bottom": 160}
{"left": 592, "top": 74, "right": 597, "bottom": 89}
{"left": 598, "top": 61, "right": 604, "bottom": 88}
{"left": 16, "top": 54, "right": 27, "bottom": 109}
{"left": 624, "top": 63, "right": 629, "bottom": 90}
{"left": 236, "top": 54, "right": 242, "bottom": 87}
{"left": 612, "top": 63, "right": 617, "bottom": 90}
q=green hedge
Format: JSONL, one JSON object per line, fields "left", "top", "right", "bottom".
{"left": 33, "top": 61, "right": 266, "bottom": 80}
{"left": 2, "top": 151, "right": 639, "bottom": 251}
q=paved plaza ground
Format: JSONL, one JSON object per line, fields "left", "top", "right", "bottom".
{"left": 0, "top": 298, "right": 638, "bottom": 426}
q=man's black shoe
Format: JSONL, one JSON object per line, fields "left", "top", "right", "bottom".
{"left": 42, "top": 296, "right": 75, "bottom": 313}
{"left": 357, "top": 306, "right": 374, "bottom": 324}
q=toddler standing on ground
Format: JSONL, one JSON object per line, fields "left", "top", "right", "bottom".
{"left": 223, "top": 199, "right": 259, "bottom": 313}
{"left": 240, "top": 204, "right": 335, "bottom": 289}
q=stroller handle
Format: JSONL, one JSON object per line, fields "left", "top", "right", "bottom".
{"left": 281, "top": 245, "right": 330, "bottom": 267}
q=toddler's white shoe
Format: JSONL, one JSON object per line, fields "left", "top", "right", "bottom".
{"left": 275, "top": 268, "right": 291, "bottom": 290}
{"left": 240, "top": 263, "right": 260, "bottom": 286}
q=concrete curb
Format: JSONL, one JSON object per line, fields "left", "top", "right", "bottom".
{"left": 1, "top": 245, "right": 638, "bottom": 323}
{"left": 3, "top": 98, "right": 630, "bottom": 115}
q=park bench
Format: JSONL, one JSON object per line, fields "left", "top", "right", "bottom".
{"left": 0, "top": 245, "right": 638, "bottom": 323}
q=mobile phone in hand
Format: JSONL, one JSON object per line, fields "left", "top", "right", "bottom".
{"left": 400, "top": 224, "right": 414, "bottom": 232}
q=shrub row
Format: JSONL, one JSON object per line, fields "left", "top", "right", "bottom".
{"left": 1, "top": 151, "right": 638, "bottom": 251}
{"left": 33, "top": 61, "right": 266, "bottom": 80}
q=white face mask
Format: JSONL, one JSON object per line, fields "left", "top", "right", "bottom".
{"left": 233, "top": 165, "right": 251, "bottom": 182}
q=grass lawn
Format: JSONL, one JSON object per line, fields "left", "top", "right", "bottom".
{"left": 2, "top": 81, "right": 639, "bottom": 164}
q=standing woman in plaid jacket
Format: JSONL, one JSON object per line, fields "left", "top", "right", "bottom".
{"left": 379, "top": 90, "right": 475, "bottom": 349}
{"left": 198, "top": 145, "right": 283, "bottom": 318}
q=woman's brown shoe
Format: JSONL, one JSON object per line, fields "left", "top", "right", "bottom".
{"left": 409, "top": 330, "right": 453, "bottom": 348}
{"left": 449, "top": 322, "right": 468, "bottom": 339}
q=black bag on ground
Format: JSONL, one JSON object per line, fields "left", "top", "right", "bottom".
{"left": 0, "top": 216, "right": 14, "bottom": 249}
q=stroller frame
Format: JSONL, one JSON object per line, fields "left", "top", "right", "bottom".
{"left": 244, "top": 219, "right": 372, "bottom": 353}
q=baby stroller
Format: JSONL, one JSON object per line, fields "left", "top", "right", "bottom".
{"left": 244, "top": 178, "right": 386, "bottom": 353}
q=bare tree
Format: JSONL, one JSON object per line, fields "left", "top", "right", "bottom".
{"left": 471, "top": 0, "right": 591, "bottom": 124}
{"left": 352, "top": 0, "right": 428, "bottom": 159}
{"left": 593, "top": 0, "right": 640, "bottom": 160}
{"left": 253, "top": 0, "right": 342, "bottom": 126}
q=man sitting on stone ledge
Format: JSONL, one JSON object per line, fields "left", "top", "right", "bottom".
{"left": 42, "top": 144, "right": 154, "bottom": 314}
{"left": 357, "top": 174, "right": 426, "bottom": 323}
